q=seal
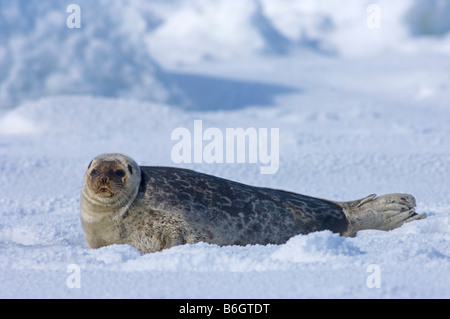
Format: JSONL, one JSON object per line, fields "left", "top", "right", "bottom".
{"left": 80, "top": 153, "right": 426, "bottom": 253}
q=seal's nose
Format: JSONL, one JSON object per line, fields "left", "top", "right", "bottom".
{"left": 101, "top": 177, "right": 108, "bottom": 184}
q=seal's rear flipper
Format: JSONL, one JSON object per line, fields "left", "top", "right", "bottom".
{"left": 333, "top": 193, "right": 427, "bottom": 237}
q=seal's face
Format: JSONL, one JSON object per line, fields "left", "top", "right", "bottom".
{"left": 82, "top": 153, "right": 141, "bottom": 208}
{"left": 87, "top": 161, "right": 130, "bottom": 198}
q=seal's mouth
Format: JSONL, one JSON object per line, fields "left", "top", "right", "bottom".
{"left": 95, "top": 186, "right": 114, "bottom": 197}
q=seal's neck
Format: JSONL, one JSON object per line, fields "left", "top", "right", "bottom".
{"left": 81, "top": 188, "right": 136, "bottom": 220}
{"left": 80, "top": 192, "right": 134, "bottom": 249}
{"left": 80, "top": 184, "right": 138, "bottom": 243}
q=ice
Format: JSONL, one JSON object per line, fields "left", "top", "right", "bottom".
{"left": 0, "top": 0, "right": 449, "bottom": 299}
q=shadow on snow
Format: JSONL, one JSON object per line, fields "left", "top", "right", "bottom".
{"left": 167, "top": 71, "right": 299, "bottom": 111}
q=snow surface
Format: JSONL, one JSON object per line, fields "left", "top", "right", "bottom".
{"left": 1, "top": 0, "right": 450, "bottom": 298}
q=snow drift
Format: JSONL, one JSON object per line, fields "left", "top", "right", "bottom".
{"left": 0, "top": 0, "right": 449, "bottom": 299}
{"left": 2, "top": 0, "right": 450, "bottom": 108}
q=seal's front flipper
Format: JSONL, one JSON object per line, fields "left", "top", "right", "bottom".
{"left": 336, "top": 193, "right": 427, "bottom": 237}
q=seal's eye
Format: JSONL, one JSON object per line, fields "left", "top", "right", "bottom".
{"left": 90, "top": 169, "right": 99, "bottom": 176}
{"left": 115, "top": 169, "right": 125, "bottom": 177}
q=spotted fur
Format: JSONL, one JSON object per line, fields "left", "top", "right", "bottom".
{"left": 121, "top": 166, "right": 348, "bottom": 252}
{"left": 81, "top": 154, "right": 426, "bottom": 254}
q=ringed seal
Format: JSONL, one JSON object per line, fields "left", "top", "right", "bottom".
{"left": 81, "top": 153, "right": 426, "bottom": 253}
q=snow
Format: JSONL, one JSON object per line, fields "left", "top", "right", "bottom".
{"left": 1, "top": 0, "right": 450, "bottom": 299}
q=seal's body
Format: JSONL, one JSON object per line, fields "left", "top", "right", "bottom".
{"left": 81, "top": 154, "right": 426, "bottom": 253}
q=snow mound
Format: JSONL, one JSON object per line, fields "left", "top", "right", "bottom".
{"left": 148, "top": 0, "right": 450, "bottom": 65}
{"left": 272, "top": 231, "right": 363, "bottom": 263}
{"left": 2, "top": 0, "right": 450, "bottom": 108}
{"left": 0, "top": 110, "right": 39, "bottom": 135}
{"left": 0, "top": 0, "right": 178, "bottom": 109}
{"left": 146, "top": 0, "right": 292, "bottom": 66}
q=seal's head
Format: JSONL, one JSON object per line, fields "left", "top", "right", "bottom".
{"left": 82, "top": 153, "right": 141, "bottom": 209}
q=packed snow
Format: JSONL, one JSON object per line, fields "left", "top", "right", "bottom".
{"left": 1, "top": 0, "right": 449, "bottom": 298}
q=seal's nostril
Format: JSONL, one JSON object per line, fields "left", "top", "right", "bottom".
{"left": 101, "top": 177, "right": 108, "bottom": 183}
